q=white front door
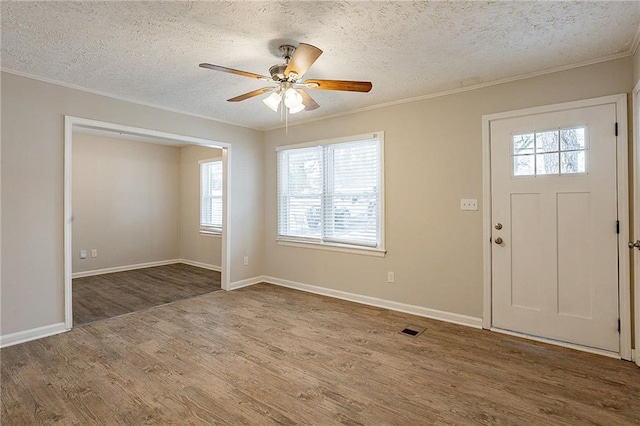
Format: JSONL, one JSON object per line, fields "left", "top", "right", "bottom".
{"left": 490, "top": 102, "right": 619, "bottom": 353}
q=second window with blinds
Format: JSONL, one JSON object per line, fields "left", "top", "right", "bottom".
{"left": 200, "top": 158, "right": 223, "bottom": 234}
{"left": 276, "top": 132, "right": 385, "bottom": 255}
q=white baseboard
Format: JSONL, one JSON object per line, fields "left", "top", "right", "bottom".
{"left": 0, "top": 322, "right": 68, "bottom": 348}
{"left": 72, "top": 259, "right": 181, "bottom": 278}
{"left": 179, "top": 259, "right": 221, "bottom": 272}
{"left": 228, "top": 275, "right": 266, "bottom": 290}
{"left": 262, "top": 276, "right": 483, "bottom": 329}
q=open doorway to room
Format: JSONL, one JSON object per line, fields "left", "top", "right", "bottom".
{"left": 64, "top": 117, "right": 231, "bottom": 328}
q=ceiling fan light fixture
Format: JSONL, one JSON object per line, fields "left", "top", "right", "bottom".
{"left": 283, "top": 88, "right": 303, "bottom": 109}
{"left": 263, "top": 91, "right": 282, "bottom": 112}
{"left": 288, "top": 103, "right": 305, "bottom": 114}
{"left": 200, "top": 42, "right": 372, "bottom": 124}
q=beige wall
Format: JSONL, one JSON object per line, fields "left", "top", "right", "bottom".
{"left": 1, "top": 72, "right": 264, "bottom": 336}
{"left": 72, "top": 133, "right": 181, "bottom": 273}
{"left": 180, "top": 145, "right": 223, "bottom": 267}
{"left": 72, "top": 134, "right": 223, "bottom": 274}
{"left": 262, "top": 57, "right": 634, "bottom": 319}
{"left": 1, "top": 56, "right": 635, "bottom": 339}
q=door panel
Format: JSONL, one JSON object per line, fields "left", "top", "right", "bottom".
{"left": 491, "top": 103, "right": 619, "bottom": 352}
{"left": 510, "top": 193, "right": 541, "bottom": 310}
{"left": 557, "top": 192, "right": 592, "bottom": 319}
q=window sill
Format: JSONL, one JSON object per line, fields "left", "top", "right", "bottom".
{"left": 199, "top": 230, "right": 222, "bottom": 237}
{"left": 277, "top": 239, "right": 386, "bottom": 257}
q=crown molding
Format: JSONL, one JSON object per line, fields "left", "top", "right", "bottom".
{"left": 263, "top": 51, "right": 634, "bottom": 132}
{"left": 631, "top": 23, "right": 640, "bottom": 56}
{"left": 3, "top": 49, "right": 634, "bottom": 134}
{"left": 0, "top": 68, "right": 256, "bottom": 131}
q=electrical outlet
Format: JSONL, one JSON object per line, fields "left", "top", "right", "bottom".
{"left": 79, "top": 250, "right": 87, "bottom": 259}
{"left": 243, "top": 256, "right": 249, "bottom": 266}
{"left": 460, "top": 198, "right": 478, "bottom": 211}
{"left": 387, "top": 272, "right": 395, "bottom": 283}
{"left": 91, "top": 249, "right": 98, "bottom": 258}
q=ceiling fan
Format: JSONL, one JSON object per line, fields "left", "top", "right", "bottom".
{"left": 199, "top": 43, "right": 372, "bottom": 115}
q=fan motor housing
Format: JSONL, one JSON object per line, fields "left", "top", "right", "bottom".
{"left": 269, "top": 64, "right": 288, "bottom": 81}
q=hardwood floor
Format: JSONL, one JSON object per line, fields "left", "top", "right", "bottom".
{"left": 2, "top": 283, "right": 639, "bottom": 425}
{"left": 73, "top": 263, "right": 221, "bottom": 326}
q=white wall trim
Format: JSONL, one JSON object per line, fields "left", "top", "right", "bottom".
{"left": 632, "top": 79, "right": 640, "bottom": 368}
{"left": 264, "top": 52, "right": 633, "bottom": 131}
{"left": 72, "top": 259, "right": 182, "bottom": 279}
{"left": 3, "top": 53, "right": 634, "bottom": 133}
{"left": 65, "top": 116, "right": 233, "bottom": 329}
{"left": 179, "top": 259, "right": 221, "bottom": 272}
{"left": 481, "top": 94, "right": 627, "bottom": 122}
{"left": 631, "top": 23, "right": 640, "bottom": 56}
{"left": 221, "top": 146, "right": 231, "bottom": 291}
{"left": 263, "top": 276, "right": 483, "bottom": 329}
{"left": 0, "top": 322, "right": 67, "bottom": 348}
{"left": 227, "top": 276, "right": 265, "bottom": 291}
{"left": 482, "top": 94, "right": 632, "bottom": 360}
{"left": 491, "top": 328, "right": 621, "bottom": 360}
{"left": 615, "top": 95, "right": 632, "bottom": 361}
{"left": 64, "top": 116, "right": 73, "bottom": 330}
{"left": 71, "top": 259, "right": 221, "bottom": 279}
{"left": 482, "top": 115, "right": 493, "bottom": 330}
{"left": 2, "top": 68, "right": 251, "bottom": 130}
{"left": 276, "top": 240, "right": 386, "bottom": 257}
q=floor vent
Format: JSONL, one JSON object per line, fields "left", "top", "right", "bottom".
{"left": 400, "top": 325, "right": 426, "bottom": 337}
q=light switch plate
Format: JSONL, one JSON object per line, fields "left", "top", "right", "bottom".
{"left": 461, "top": 199, "right": 478, "bottom": 211}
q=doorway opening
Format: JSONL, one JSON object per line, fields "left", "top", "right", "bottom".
{"left": 64, "top": 116, "right": 232, "bottom": 329}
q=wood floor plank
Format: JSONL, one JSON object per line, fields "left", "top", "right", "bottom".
{"left": 2, "top": 283, "right": 639, "bottom": 425}
{"left": 72, "top": 263, "right": 221, "bottom": 326}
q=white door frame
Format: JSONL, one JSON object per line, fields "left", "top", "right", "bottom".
{"left": 481, "top": 94, "right": 631, "bottom": 360}
{"left": 63, "top": 116, "right": 232, "bottom": 330}
{"left": 633, "top": 81, "right": 640, "bottom": 367}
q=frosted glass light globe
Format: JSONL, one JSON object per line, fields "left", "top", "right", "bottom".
{"left": 262, "top": 91, "right": 281, "bottom": 112}
{"left": 284, "top": 88, "right": 303, "bottom": 109}
{"left": 288, "top": 103, "right": 305, "bottom": 114}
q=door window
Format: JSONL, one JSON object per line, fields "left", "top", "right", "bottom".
{"left": 512, "top": 127, "right": 587, "bottom": 176}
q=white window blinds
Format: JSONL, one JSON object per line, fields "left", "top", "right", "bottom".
{"left": 277, "top": 134, "right": 383, "bottom": 250}
{"left": 200, "top": 159, "right": 223, "bottom": 232}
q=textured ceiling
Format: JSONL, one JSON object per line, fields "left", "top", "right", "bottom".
{"left": 2, "top": 1, "right": 639, "bottom": 130}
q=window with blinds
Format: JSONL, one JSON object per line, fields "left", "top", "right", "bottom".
{"left": 200, "top": 159, "right": 223, "bottom": 233}
{"left": 277, "top": 133, "right": 384, "bottom": 252}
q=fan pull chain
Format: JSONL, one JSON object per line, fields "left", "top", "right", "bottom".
{"left": 280, "top": 92, "right": 284, "bottom": 123}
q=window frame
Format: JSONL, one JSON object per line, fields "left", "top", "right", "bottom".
{"left": 276, "top": 132, "right": 385, "bottom": 256}
{"left": 511, "top": 125, "right": 589, "bottom": 178}
{"left": 199, "top": 157, "right": 223, "bottom": 235}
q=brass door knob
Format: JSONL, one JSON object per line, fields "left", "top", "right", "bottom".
{"left": 494, "top": 237, "right": 503, "bottom": 245}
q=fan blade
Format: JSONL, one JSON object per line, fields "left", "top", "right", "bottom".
{"left": 200, "top": 63, "right": 270, "bottom": 81}
{"left": 227, "top": 87, "right": 274, "bottom": 102}
{"left": 303, "top": 79, "right": 372, "bottom": 92}
{"left": 297, "top": 89, "right": 319, "bottom": 111}
{"left": 284, "top": 43, "right": 323, "bottom": 79}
